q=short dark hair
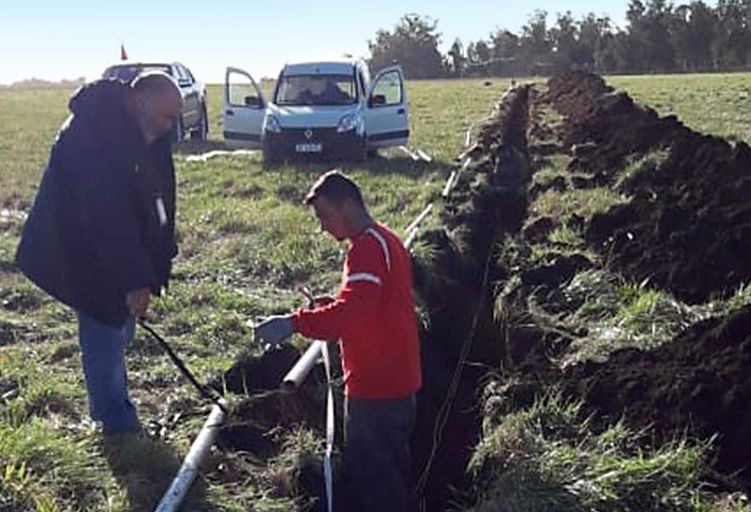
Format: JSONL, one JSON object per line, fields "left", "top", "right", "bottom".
{"left": 305, "top": 170, "right": 365, "bottom": 208}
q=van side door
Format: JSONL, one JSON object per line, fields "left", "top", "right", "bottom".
{"left": 363, "top": 65, "right": 409, "bottom": 148}
{"left": 223, "top": 67, "right": 266, "bottom": 149}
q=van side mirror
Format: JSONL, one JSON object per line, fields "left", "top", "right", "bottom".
{"left": 244, "top": 95, "right": 263, "bottom": 108}
{"left": 178, "top": 78, "right": 191, "bottom": 88}
{"left": 369, "top": 94, "right": 386, "bottom": 107}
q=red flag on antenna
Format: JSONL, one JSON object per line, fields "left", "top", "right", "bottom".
{"left": 120, "top": 43, "right": 128, "bottom": 61}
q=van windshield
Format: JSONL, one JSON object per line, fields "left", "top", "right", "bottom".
{"left": 274, "top": 74, "right": 357, "bottom": 106}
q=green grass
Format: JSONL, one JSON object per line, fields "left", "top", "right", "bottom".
{"left": 560, "top": 270, "right": 697, "bottom": 365}
{"left": 469, "top": 392, "right": 744, "bottom": 512}
{"left": 531, "top": 188, "right": 628, "bottom": 223}
{"left": 0, "top": 78, "right": 510, "bottom": 510}
{"left": 1, "top": 74, "right": 749, "bottom": 510}
{"left": 608, "top": 73, "right": 751, "bottom": 144}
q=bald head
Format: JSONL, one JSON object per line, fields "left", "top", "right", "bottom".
{"left": 130, "top": 71, "right": 183, "bottom": 143}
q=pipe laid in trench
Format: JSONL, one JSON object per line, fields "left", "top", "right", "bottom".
{"left": 282, "top": 340, "right": 324, "bottom": 390}
{"left": 155, "top": 341, "right": 324, "bottom": 511}
{"left": 154, "top": 399, "right": 228, "bottom": 512}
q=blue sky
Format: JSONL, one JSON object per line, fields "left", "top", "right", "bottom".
{"left": 2, "top": 1, "right": 641, "bottom": 85}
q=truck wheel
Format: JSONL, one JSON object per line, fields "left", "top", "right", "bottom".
{"left": 191, "top": 104, "right": 208, "bottom": 141}
{"left": 171, "top": 117, "right": 184, "bottom": 143}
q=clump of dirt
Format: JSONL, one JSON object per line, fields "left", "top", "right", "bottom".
{"left": 212, "top": 345, "right": 327, "bottom": 449}
{"left": 0, "top": 287, "right": 45, "bottom": 313}
{"left": 547, "top": 71, "right": 751, "bottom": 304}
{"left": 561, "top": 305, "right": 751, "bottom": 486}
{"left": 216, "top": 345, "right": 303, "bottom": 396}
{"left": 208, "top": 345, "right": 340, "bottom": 510}
{"left": 0, "top": 318, "right": 31, "bottom": 346}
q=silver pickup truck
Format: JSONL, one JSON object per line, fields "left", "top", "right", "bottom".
{"left": 102, "top": 61, "right": 209, "bottom": 142}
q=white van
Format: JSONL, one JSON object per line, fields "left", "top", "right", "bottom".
{"left": 223, "top": 59, "right": 409, "bottom": 164}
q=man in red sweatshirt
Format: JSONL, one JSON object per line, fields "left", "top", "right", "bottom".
{"left": 254, "top": 170, "right": 421, "bottom": 511}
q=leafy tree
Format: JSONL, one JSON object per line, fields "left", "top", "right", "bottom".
{"left": 370, "top": 4, "right": 751, "bottom": 79}
{"left": 713, "top": 0, "right": 751, "bottom": 69}
{"left": 368, "top": 14, "right": 445, "bottom": 79}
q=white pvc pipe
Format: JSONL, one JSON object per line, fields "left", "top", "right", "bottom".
{"left": 281, "top": 341, "right": 323, "bottom": 390}
{"left": 416, "top": 148, "right": 432, "bottom": 162}
{"left": 457, "top": 143, "right": 478, "bottom": 162}
{"left": 398, "top": 145, "right": 421, "bottom": 161}
{"left": 154, "top": 399, "right": 228, "bottom": 512}
{"left": 442, "top": 171, "right": 457, "bottom": 198}
{"left": 405, "top": 203, "right": 433, "bottom": 234}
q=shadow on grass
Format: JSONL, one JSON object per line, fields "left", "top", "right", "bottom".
{"left": 102, "top": 433, "right": 215, "bottom": 511}
{"left": 263, "top": 152, "right": 452, "bottom": 180}
{"left": 172, "top": 139, "right": 228, "bottom": 156}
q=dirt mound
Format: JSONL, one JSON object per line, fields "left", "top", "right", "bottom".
{"left": 212, "top": 346, "right": 327, "bottom": 450}
{"left": 561, "top": 305, "right": 751, "bottom": 488}
{"left": 546, "top": 71, "right": 751, "bottom": 304}
{"left": 208, "top": 346, "right": 343, "bottom": 510}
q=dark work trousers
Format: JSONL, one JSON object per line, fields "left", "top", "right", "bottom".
{"left": 344, "top": 394, "right": 416, "bottom": 512}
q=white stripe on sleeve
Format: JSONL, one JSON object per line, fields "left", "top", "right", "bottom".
{"left": 346, "top": 272, "right": 382, "bottom": 286}
{"left": 366, "top": 228, "right": 391, "bottom": 272}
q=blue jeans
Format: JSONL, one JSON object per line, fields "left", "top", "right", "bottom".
{"left": 77, "top": 311, "right": 139, "bottom": 434}
{"left": 345, "top": 394, "right": 416, "bottom": 512}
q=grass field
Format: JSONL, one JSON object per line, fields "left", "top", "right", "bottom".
{"left": 1, "top": 73, "right": 750, "bottom": 511}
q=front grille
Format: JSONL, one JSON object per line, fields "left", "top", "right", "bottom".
{"left": 279, "top": 127, "right": 339, "bottom": 144}
{"left": 265, "top": 127, "right": 361, "bottom": 159}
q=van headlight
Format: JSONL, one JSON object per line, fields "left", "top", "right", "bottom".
{"left": 264, "top": 115, "right": 281, "bottom": 134}
{"left": 336, "top": 114, "right": 358, "bottom": 133}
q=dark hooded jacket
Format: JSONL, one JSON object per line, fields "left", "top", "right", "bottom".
{"left": 15, "top": 79, "right": 177, "bottom": 326}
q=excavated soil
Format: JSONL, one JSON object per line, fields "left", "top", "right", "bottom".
{"left": 503, "top": 71, "right": 751, "bottom": 491}
{"left": 547, "top": 71, "right": 751, "bottom": 304}
{"left": 562, "top": 304, "right": 751, "bottom": 487}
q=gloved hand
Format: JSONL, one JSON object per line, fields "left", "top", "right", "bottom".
{"left": 253, "top": 315, "right": 294, "bottom": 348}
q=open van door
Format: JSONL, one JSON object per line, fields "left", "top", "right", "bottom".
{"left": 223, "top": 67, "right": 266, "bottom": 149}
{"left": 363, "top": 65, "right": 409, "bottom": 149}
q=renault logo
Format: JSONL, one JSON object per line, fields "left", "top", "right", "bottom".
{"left": 304, "top": 129, "right": 313, "bottom": 140}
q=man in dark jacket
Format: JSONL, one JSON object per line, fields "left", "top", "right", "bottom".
{"left": 15, "top": 72, "right": 182, "bottom": 435}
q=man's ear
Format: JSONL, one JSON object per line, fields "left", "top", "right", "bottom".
{"left": 342, "top": 198, "right": 358, "bottom": 216}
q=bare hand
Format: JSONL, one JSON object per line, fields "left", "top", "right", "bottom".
{"left": 313, "top": 295, "right": 335, "bottom": 308}
{"left": 126, "top": 288, "right": 151, "bottom": 318}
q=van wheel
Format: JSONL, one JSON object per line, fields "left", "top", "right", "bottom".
{"left": 352, "top": 138, "right": 367, "bottom": 162}
{"left": 263, "top": 149, "right": 280, "bottom": 168}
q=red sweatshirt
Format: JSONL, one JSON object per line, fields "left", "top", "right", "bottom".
{"left": 291, "top": 223, "right": 422, "bottom": 399}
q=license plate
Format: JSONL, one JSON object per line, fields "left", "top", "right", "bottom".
{"left": 295, "top": 143, "right": 322, "bottom": 153}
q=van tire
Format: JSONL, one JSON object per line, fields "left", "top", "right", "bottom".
{"left": 263, "top": 149, "right": 280, "bottom": 168}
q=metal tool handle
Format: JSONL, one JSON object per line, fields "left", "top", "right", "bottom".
{"left": 138, "top": 320, "right": 228, "bottom": 414}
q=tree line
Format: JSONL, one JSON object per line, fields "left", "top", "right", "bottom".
{"left": 368, "top": 1, "right": 751, "bottom": 78}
